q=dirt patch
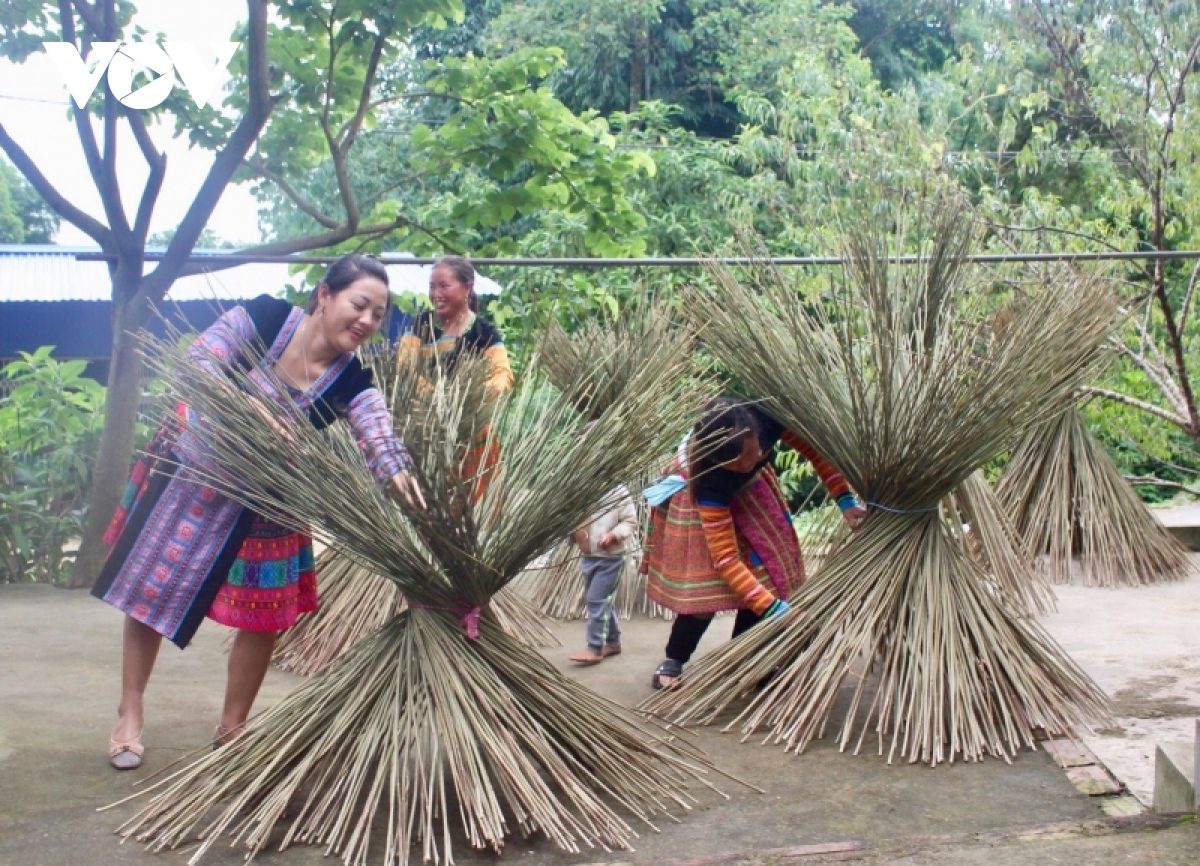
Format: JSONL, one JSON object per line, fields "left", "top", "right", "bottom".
{"left": 1109, "top": 675, "right": 1200, "bottom": 719}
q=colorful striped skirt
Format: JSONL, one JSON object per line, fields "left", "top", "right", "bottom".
{"left": 207, "top": 517, "right": 316, "bottom": 631}
{"left": 643, "top": 464, "right": 806, "bottom": 615}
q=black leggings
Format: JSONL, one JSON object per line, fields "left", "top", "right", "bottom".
{"left": 664, "top": 608, "right": 764, "bottom": 665}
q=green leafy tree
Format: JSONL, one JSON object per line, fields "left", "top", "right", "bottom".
{"left": 0, "top": 158, "right": 58, "bottom": 242}
{"left": 485, "top": 0, "right": 853, "bottom": 137}
{"left": 923, "top": 1, "right": 1200, "bottom": 487}
{"left": 0, "top": 0, "right": 463, "bottom": 585}
{"left": 256, "top": 47, "right": 659, "bottom": 357}
{"left": 0, "top": 348, "right": 106, "bottom": 584}
{"left": 845, "top": 0, "right": 956, "bottom": 93}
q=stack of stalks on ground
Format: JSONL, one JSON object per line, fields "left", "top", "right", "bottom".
{"left": 274, "top": 548, "right": 557, "bottom": 676}
{"left": 943, "top": 471, "right": 1057, "bottom": 615}
{"left": 642, "top": 202, "right": 1114, "bottom": 765}
{"left": 107, "top": 331, "right": 737, "bottom": 866}
{"left": 522, "top": 303, "right": 702, "bottom": 620}
{"left": 997, "top": 405, "right": 1191, "bottom": 587}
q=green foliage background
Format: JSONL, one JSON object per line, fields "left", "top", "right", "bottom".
{"left": 7, "top": 0, "right": 1200, "bottom": 584}
{"left": 0, "top": 349, "right": 106, "bottom": 584}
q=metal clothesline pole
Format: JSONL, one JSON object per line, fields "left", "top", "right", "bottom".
{"left": 73, "top": 250, "right": 1200, "bottom": 267}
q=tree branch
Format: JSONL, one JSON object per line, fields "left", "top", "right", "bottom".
{"left": 319, "top": 21, "right": 358, "bottom": 230}
{"left": 335, "top": 34, "right": 385, "bottom": 155}
{"left": 132, "top": 151, "right": 166, "bottom": 244}
{"left": 243, "top": 158, "right": 340, "bottom": 229}
{"left": 1081, "top": 386, "right": 1189, "bottom": 429}
{"left": 1180, "top": 259, "right": 1200, "bottom": 329}
{"left": 102, "top": 86, "right": 132, "bottom": 244}
{"left": 175, "top": 213, "right": 462, "bottom": 279}
{"left": 1115, "top": 342, "right": 1188, "bottom": 418}
{"left": 58, "top": 0, "right": 106, "bottom": 194}
{"left": 145, "top": 0, "right": 276, "bottom": 301}
{"left": 69, "top": 0, "right": 103, "bottom": 36}
{"left": 1158, "top": 35, "right": 1200, "bottom": 160}
{"left": 0, "top": 123, "right": 110, "bottom": 244}
{"left": 124, "top": 106, "right": 165, "bottom": 173}
{"left": 1122, "top": 11, "right": 1170, "bottom": 108}
{"left": 1123, "top": 476, "right": 1200, "bottom": 497}
{"left": 96, "top": 0, "right": 133, "bottom": 246}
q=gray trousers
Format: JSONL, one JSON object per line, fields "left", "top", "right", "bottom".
{"left": 580, "top": 555, "right": 623, "bottom": 652}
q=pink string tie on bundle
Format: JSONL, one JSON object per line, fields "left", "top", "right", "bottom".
{"left": 460, "top": 606, "right": 482, "bottom": 640}
{"left": 408, "top": 601, "right": 486, "bottom": 641}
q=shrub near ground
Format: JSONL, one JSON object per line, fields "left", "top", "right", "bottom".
{"left": 0, "top": 347, "right": 105, "bottom": 585}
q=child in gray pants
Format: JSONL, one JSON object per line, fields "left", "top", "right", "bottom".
{"left": 568, "top": 484, "right": 638, "bottom": 665}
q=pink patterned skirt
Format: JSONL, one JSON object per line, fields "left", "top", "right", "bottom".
{"left": 207, "top": 516, "right": 317, "bottom": 632}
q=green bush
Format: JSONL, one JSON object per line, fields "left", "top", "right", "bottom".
{"left": 0, "top": 347, "right": 105, "bottom": 585}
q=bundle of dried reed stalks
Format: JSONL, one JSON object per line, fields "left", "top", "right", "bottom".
{"left": 642, "top": 203, "right": 1114, "bottom": 765}
{"left": 528, "top": 303, "right": 703, "bottom": 620}
{"left": 997, "top": 406, "right": 1191, "bottom": 586}
{"left": 107, "top": 329, "right": 736, "bottom": 865}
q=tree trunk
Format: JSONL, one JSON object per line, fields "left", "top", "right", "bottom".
{"left": 68, "top": 285, "right": 153, "bottom": 588}
{"left": 629, "top": 21, "right": 647, "bottom": 113}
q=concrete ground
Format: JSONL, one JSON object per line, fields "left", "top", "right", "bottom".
{"left": 1, "top": 581, "right": 1197, "bottom": 866}
{"left": 1046, "top": 578, "right": 1200, "bottom": 806}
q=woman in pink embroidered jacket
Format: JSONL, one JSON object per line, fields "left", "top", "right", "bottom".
{"left": 93, "top": 253, "right": 421, "bottom": 770}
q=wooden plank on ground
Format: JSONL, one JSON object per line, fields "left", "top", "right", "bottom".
{"left": 1042, "top": 737, "right": 1093, "bottom": 768}
{"left": 1066, "top": 763, "right": 1122, "bottom": 796}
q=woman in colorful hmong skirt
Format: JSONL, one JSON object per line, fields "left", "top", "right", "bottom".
{"left": 94, "top": 254, "right": 422, "bottom": 770}
{"left": 643, "top": 398, "right": 866, "bottom": 689}
{"left": 398, "top": 255, "right": 514, "bottom": 499}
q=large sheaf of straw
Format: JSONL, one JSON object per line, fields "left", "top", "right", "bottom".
{"left": 108, "top": 331, "right": 734, "bottom": 866}
{"left": 641, "top": 207, "right": 1116, "bottom": 765}
{"left": 998, "top": 405, "right": 1192, "bottom": 587}
{"left": 539, "top": 299, "right": 705, "bottom": 420}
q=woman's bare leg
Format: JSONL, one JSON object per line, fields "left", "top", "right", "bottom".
{"left": 113, "top": 615, "right": 162, "bottom": 743}
{"left": 217, "top": 629, "right": 279, "bottom": 739}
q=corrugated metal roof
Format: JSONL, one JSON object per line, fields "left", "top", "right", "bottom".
{"left": 0, "top": 246, "right": 500, "bottom": 302}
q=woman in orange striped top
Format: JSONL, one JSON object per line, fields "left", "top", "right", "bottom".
{"left": 643, "top": 398, "right": 866, "bottom": 689}
{"left": 397, "top": 256, "right": 514, "bottom": 500}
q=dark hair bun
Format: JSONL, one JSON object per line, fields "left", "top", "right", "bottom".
{"left": 307, "top": 253, "right": 390, "bottom": 312}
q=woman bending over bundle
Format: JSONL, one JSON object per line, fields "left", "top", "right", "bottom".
{"left": 643, "top": 398, "right": 866, "bottom": 689}
{"left": 95, "top": 253, "right": 422, "bottom": 769}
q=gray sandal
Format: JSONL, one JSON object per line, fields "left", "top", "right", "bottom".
{"left": 651, "top": 659, "right": 683, "bottom": 690}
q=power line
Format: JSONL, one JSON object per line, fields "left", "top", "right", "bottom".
{"left": 0, "top": 92, "right": 69, "bottom": 105}
{"left": 74, "top": 250, "right": 1200, "bottom": 267}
